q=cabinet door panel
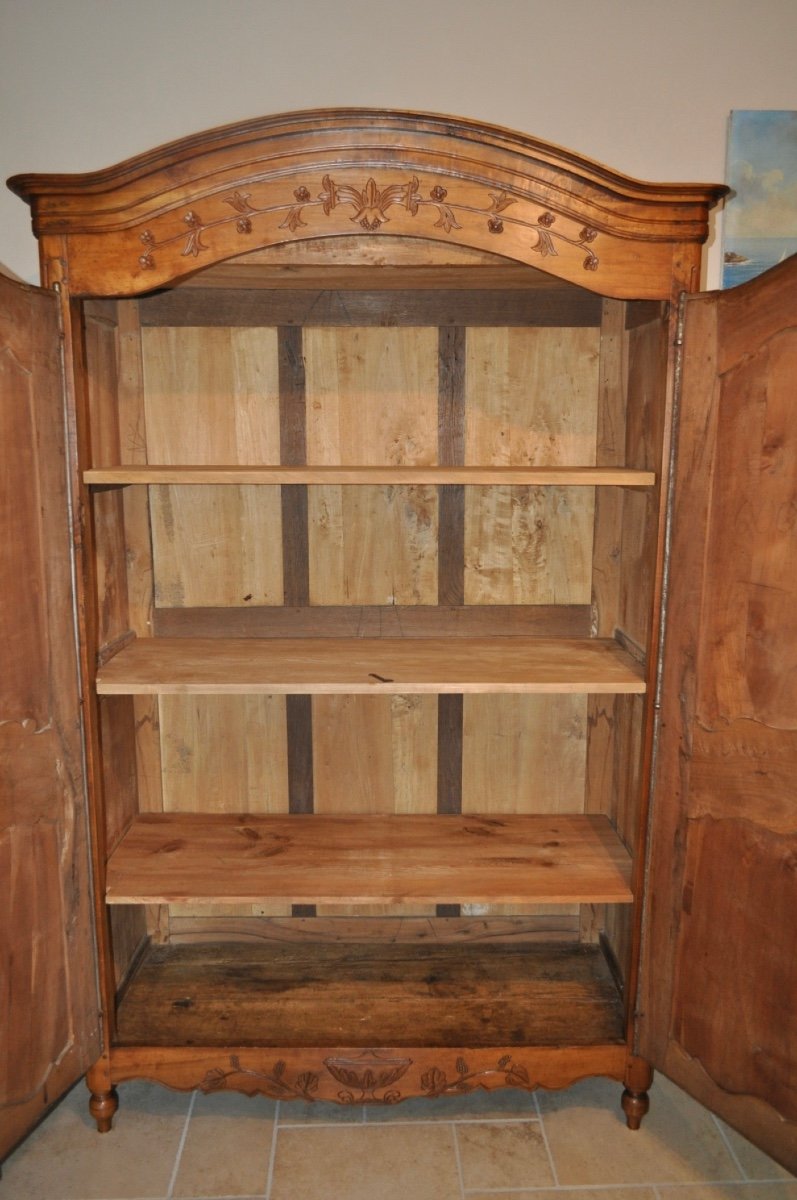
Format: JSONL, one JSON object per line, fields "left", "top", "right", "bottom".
{"left": 0, "top": 271, "right": 99, "bottom": 1160}
{"left": 640, "top": 256, "right": 797, "bottom": 1173}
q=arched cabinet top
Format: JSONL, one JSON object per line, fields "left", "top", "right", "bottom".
{"left": 8, "top": 108, "right": 727, "bottom": 298}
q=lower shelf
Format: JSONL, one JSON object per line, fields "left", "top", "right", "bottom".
{"left": 115, "top": 939, "right": 626, "bottom": 1049}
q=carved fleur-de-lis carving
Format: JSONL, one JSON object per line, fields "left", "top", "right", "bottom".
{"left": 318, "top": 175, "right": 423, "bottom": 231}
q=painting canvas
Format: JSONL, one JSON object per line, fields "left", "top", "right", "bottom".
{"left": 722, "top": 110, "right": 797, "bottom": 287}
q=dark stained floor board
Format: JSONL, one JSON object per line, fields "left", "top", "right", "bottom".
{"left": 115, "top": 939, "right": 625, "bottom": 1048}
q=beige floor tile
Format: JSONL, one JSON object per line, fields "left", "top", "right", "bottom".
{"left": 537, "top": 1074, "right": 742, "bottom": 1185}
{"left": 269, "top": 1123, "right": 461, "bottom": 1200}
{"left": 658, "top": 1184, "right": 797, "bottom": 1199}
{"left": 467, "top": 1190, "right": 655, "bottom": 1200}
{"left": 171, "top": 1091, "right": 276, "bottom": 1197}
{"left": 717, "top": 1121, "right": 797, "bottom": 1181}
{"left": 364, "top": 1086, "right": 537, "bottom": 1122}
{"left": 456, "top": 1120, "right": 554, "bottom": 1190}
{"left": 0, "top": 1080, "right": 190, "bottom": 1200}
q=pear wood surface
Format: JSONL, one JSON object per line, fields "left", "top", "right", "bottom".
{"left": 84, "top": 465, "right": 655, "bottom": 486}
{"left": 105, "top": 812, "right": 633, "bottom": 906}
{"left": 95, "top": 636, "right": 646, "bottom": 695}
{"left": 114, "top": 939, "right": 626, "bottom": 1047}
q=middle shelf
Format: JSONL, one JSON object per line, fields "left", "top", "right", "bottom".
{"left": 84, "top": 464, "right": 657, "bottom": 487}
{"left": 95, "top": 636, "right": 646, "bottom": 695}
{"left": 105, "top": 812, "right": 633, "bottom": 906}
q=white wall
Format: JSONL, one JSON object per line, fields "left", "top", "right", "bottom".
{"left": 1, "top": 0, "right": 795, "bottom": 287}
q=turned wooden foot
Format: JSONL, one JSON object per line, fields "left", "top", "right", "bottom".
{"left": 88, "top": 1086, "right": 119, "bottom": 1133}
{"left": 622, "top": 1056, "right": 653, "bottom": 1130}
{"left": 621, "top": 1085, "right": 650, "bottom": 1130}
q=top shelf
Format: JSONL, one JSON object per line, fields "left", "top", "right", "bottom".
{"left": 84, "top": 465, "right": 656, "bottom": 487}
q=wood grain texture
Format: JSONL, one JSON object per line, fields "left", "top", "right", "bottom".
{"left": 463, "top": 328, "right": 600, "bottom": 606}
{"left": 114, "top": 940, "right": 626, "bottom": 1048}
{"left": 0, "top": 272, "right": 98, "bottom": 1159}
{"left": 85, "top": 465, "right": 654, "bottom": 485}
{"left": 138, "top": 286, "right": 604, "bottom": 327}
{"left": 159, "top": 693, "right": 291, "bottom": 920}
{"left": 311, "top": 693, "right": 437, "bottom": 916}
{"left": 102, "top": 1040, "right": 629, "bottom": 1109}
{"left": 11, "top": 108, "right": 724, "bottom": 297}
{"left": 142, "top": 325, "right": 284, "bottom": 608}
{"left": 95, "top": 636, "right": 647, "bottom": 695}
{"left": 166, "top": 913, "right": 582, "bottom": 945}
{"left": 105, "top": 813, "right": 633, "bottom": 906}
{"left": 641, "top": 256, "right": 797, "bottom": 1173}
{"left": 153, "top": 603, "right": 592, "bottom": 639}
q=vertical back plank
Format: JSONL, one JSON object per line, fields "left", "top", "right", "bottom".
{"left": 437, "top": 327, "right": 466, "bottom": 916}
{"left": 278, "top": 325, "right": 315, "bottom": 910}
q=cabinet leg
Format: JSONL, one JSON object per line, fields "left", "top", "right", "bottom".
{"left": 88, "top": 1086, "right": 118, "bottom": 1133}
{"left": 621, "top": 1085, "right": 650, "bottom": 1130}
{"left": 622, "top": 1056, "right": 653, "bottom": 1130}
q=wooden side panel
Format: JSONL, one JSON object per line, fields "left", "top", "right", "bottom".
{"left": 641, "top": 258, "right": 797, "bottom": 1173}
{"left": 617, "top": 312, "right": 668, "bottom": 650}
{"left": 84, "top": 305, "right": 130, "bottom": 654}
{"left": 0, "top": 272, "right": 99, "bottom": 1160}
{"left": 84, "top": 302, "right": 150, "bottom": 966}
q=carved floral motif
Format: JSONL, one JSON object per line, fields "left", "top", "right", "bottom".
{"left": 197, "top": 1051, "right": 536, "bottom": 1105}
{"left": 421, "top": 1055, "right": 532, "bottom": 1097}
{"left": 324, "top": 1051, "right": 412, "bottom": 1103}
{"left": 201, "top": 1055, "right": 320, "bottom": 1101}
{"left": 133, "top": 176, "right": 600, "bottom": 272}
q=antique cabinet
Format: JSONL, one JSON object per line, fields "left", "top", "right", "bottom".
{"left": 1, "top": 110, "right": 795, "bottom": 1172}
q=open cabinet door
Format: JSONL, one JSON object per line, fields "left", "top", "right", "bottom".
{"left": 0, "top": 270, "right": 99, "bottom": 1161}
{"left": 639, "top": 255, "right": 797, "bottom": 1173}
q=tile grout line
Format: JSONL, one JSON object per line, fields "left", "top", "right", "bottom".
{"left": 263, "top": 1098, "right": 281, "bottom": 1200}
{"left": 166, "top": 1088, "right": 197, "bottom": 1199}
{"left": 278, "top": 1114, "right": 543, "bottom": 1129}
{"left": 711, "top": 1112, "right": 749, "bottom": 1181}
{"left": 452, "top": 1121, "right": 468, "bottom": 1200}
{"left": 533, "top": 1090, "right": 560, "bottom": 1188}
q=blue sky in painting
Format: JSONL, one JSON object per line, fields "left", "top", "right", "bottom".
{"left": 725, "top": 109, "right": 797, "bottom": 238}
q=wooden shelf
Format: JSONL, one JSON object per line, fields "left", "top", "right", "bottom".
{"left": 105, "top": 813, "right": 633, "bottom": 906}
{"left": 114, "top": 939, "right": 627, "bottom": 1049}
{"left": 84, "top": 464, "right": 655, "bottom": 487}
{"left": 95, "top": 636, "right": 646, "bottom": 695}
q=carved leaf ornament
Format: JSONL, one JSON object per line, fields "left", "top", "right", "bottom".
{"left": 198, "top": 1051, "right": 536, "bottom": 1104}
{"left": 137, "top": 176, "right": 599, "bottom": 272}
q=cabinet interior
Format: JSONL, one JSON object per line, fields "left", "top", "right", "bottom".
{"left": 81, "top": 239, "right": 669, "bottom": 1052}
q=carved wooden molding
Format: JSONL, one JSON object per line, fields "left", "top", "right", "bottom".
{"left": 8, "top": 109, "right": 726, "bottom": 298}
{"left": 106, "top": 1042, "right": 629, "bottom": 1106}
{"left": 135, "top": 176, "right": 601, "bottom": 277}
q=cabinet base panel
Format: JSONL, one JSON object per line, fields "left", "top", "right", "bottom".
{"left": 115, "top": 938, "right": 626, "bottom": 1048}
{"left": 100, "top": 1042, "right": 631, "bottom": 1109}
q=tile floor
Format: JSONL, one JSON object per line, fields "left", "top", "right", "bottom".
{"left": 1, "top": 1074, "right": 794, "bottom": 1200}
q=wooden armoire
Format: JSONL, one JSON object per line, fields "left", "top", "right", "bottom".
{"left": 2, "top": 110, "right": 795, "bottom": 1172}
